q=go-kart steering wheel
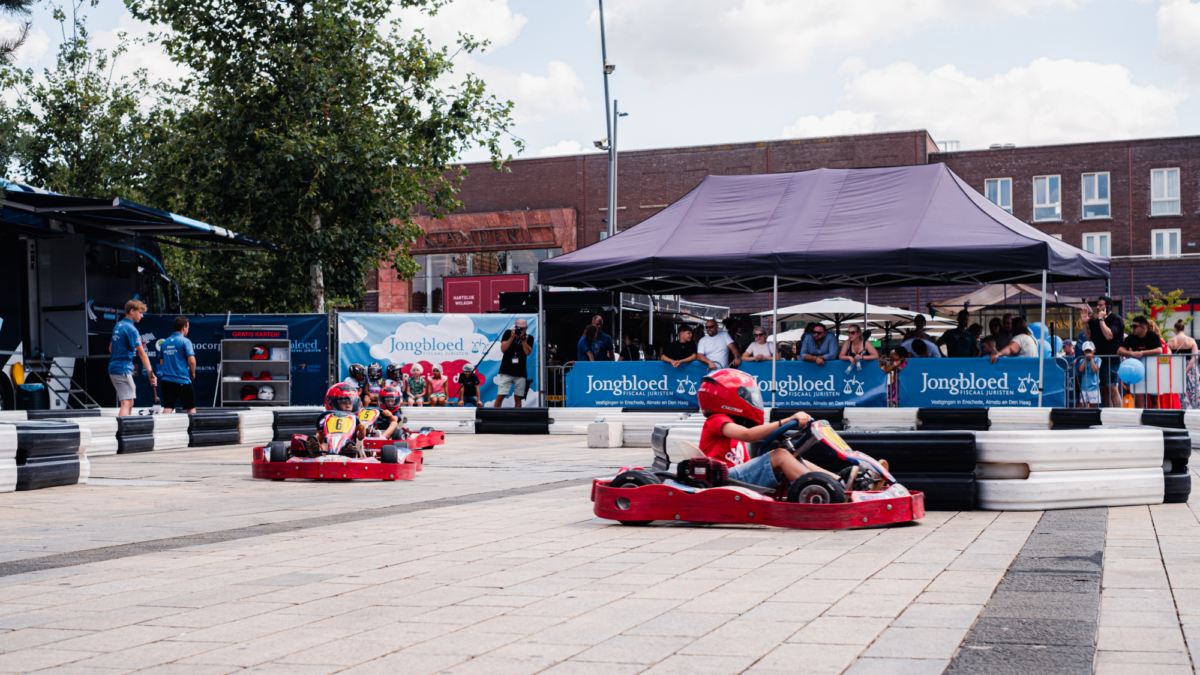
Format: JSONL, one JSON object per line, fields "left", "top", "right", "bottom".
{"left": 761, "top": 418, "right": 804, "bottom": 452}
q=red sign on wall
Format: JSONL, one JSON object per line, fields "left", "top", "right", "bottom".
{"left": 444, "top": 274, "right": 529, "bottom": 313}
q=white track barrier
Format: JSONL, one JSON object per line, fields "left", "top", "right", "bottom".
{"left": 978, "top": 467, "right": 1164, "bottom": 510}
{"left": 548, "top": 408, "right": 609, "bottom": 435}
{"left": 0, "top": 424, "right": 16, "bottom": 492}
{"left": 238, "top": 410, "right": 275, "bottom": 446}
{"left": 1185, "top": 411, "right": 1200, "bottom": 451}
{"left": 48, "top": 417, "right": 118, "bottom": 457}
{"left": 76, "top": 424, "right": 90, "bottom": 484}
{"left": 844, "top": 407, "right": 919, "bottom": 431}
{"left": 589, "top": 412, "right": 689, "bottom": 447}
{"left": 1100, "top": 409, "right": 1144, "bottom": 427}
{"left": 0, "top": 411, "right": 27, "bottom": 422}
{"left": 976, "top": 428, "right": 1164, "bottom": 473}
{"left": 400, "top": 406, "right": 477, "bottom": 434}
{"left": 987, "top": 407, "right": 1051, "bottom": 431}
{"left": 152, "top": 414, "right": 192, "bottom": 451}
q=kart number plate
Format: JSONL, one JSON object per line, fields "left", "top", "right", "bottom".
{"left": 358, "top": 409, "right": 380, "bottom": 425}
{"left": 324, "top": 415, "right": 356, "bottom": 434}
{"left": 816, "top": 424, "right": 852, "bottom": 452}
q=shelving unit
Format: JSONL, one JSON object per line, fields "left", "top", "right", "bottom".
{"left": 221, "top": 325, "right": 290, "bottom": 407}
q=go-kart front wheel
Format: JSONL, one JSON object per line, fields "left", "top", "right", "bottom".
{"left": 611, "top": 470, "right": 661, "bottom": 526}
{"left": 380, "top": 445, "right": 400, "bottom": 464}
{"left": 267, "top": 443, "right": 289, "bottom": 480}
{"left": 787, "top": 474, "right": 847, "bottom": 504}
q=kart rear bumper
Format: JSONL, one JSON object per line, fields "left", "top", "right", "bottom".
{"left": 591, "top": 480, "right": 924, "bottom": 529}
{"left": 252, "top": 450, "right": 423, "bottom": 481}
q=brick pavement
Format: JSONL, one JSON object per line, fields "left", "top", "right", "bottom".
{"left": 0, "top": 435, "right": 1197, "bottom": 673}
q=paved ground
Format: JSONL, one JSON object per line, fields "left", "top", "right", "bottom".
{"left": 0, "top": 434, "right": 1197, "bottom": 674}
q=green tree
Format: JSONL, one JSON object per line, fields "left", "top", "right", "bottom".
{"left": 0, "top": 0, "right": 37, "bottom": 63}
{"left": 1, "top": 0, "right": 164, "bottom": 199}
{"left": 1127, "top": 285, "right": 1192, "bottom": 334}
{"left": 130, "top": 0, "right": 519, "bottom": 313}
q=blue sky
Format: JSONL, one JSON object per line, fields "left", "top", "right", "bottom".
{"left": 5, "top": 0, "right": 1200, "bottom": 163}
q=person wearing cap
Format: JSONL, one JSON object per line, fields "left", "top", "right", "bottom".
{"left": 495, "top": 318, "right": 534, "bottom": 408}
{"left": 1077, "top": 341, "right": 1100, "bottom": 408}
{"left": 158, "top": 316, "right": 196, "bottom": 414}
{"left": 457, "top": 364, "right": 481, "bottom": 407}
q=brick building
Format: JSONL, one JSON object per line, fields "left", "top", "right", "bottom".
{"left": 366, "top": 130, "right": 1200, "bottom": 331}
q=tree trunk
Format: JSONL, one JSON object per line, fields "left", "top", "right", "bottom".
{"left": 310, "top": 213, "right": 325, "bottom": 313}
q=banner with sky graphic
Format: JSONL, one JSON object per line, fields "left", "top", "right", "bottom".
{"left": 337, "top": 313, "right": 538, "bottom": 403}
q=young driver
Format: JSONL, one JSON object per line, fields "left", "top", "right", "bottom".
{"left": 305, "top": 383, "right": 368, "bottom": 457}
{"left": 697, "top": 369, "right": 839, "bottom": 490}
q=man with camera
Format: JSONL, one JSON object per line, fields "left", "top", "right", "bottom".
{"left": 494, "top": 318, "right": 534, "bottom": 408}
{"left": 1081, "top": 296, "right": 1124, "bottom": 407}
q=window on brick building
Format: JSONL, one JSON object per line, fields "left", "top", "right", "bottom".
{"left": 985, "top": 178, "right": 1011, "bottom": 213}
{"left": 1082, "top": 172, "right": 1110, "bottom": 219}
{"left": 1050, "top": 234, "right": 1062, "bottom": 240}
{"left": 1151, "top": 168, "right": 1180, "bottom": 216}
{"left": 1033, "top": 175, "right": 1060, "bottom": 221}
{"left": 1083, "top": 232, "right": 1110, "bottom": 258}
{"left": 1152, "top": 229, "right": 1181, "bottom": 258}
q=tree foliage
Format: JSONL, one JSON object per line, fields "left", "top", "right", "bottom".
{"left": 1128, "top": 285, "right": 1192, "bottom": 333}
{"left": 130, "top": 0, "right": 519, "bottom": 313}
{"left": 0, "top": 0, "right": 163, "bottom": 200}
{"left": 0, "top": 0, "right": 36, "bottom": 63}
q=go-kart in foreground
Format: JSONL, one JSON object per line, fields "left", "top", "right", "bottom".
{"left": 593, "top": 418, "right": 925, "bottom": 530}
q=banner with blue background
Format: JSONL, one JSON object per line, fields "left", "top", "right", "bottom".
{"left": 899, "top": 357, "right": 1066, "bottom": 408}
{"left": 337, "top": 313, "right": 538, "bottom": 403}
{"left": 136, "top": 314, "right": 329, "bottom": 407}
{"left": 566, "top": 361, "right": 886, "bottom": 408}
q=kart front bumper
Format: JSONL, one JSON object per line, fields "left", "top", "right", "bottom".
{"left": 252, "top": 450, "right": 423, "bottom": 481}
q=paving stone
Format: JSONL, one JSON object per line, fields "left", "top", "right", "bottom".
{"left": 677, "top": 619, "right": 801, "bottom": 657}
{"left": 623, "top": 611, "right": 736, "bottom": 638}
{"left": 964, "top": 617, "right": 1097, "bottom": 647}
{"left": 786, "top": 616, "right": 893, "bottom": 646}
{"left": 1096, "top": 625, "right": 1188, "bottom": 652}
{"left": 998, "top": 573, "right": 1099, "bottom": 594}
{"left": 981, "top": 591, "right": 1100, "bottom": 622}
{"left": 864, "top": 626, "right": 968, "bottom": 659}
{"left": 946, "top": 644, "right": 1095, "bottom": 675}
{"left": 843, "top": 657, "right": 951, "bottom": 675}
{"left": 893, "top": 603, "right": 984, "bottom": 628}
{"left": 743, "top": 643, "right": 861, "bottom": 674}
{"left": 573, "top": 635, "right": 692, "bottom": 664}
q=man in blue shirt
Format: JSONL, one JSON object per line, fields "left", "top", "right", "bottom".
{"left": 159, "top": 316, "right": 197, "bottom": 414}
{"left": 590, "top": 315, "right": 615, "bottom": 361}
{"left": 109, "top": 299, "right": 156, "bottom": 416}
{"left": 799, "top": 324, "right": 840, "bottom": 366}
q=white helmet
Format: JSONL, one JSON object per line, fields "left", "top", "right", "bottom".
{"left": 257, "top": 384, "right": 275, "bottom": 401}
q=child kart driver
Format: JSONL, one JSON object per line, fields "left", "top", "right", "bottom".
{"left": 698, "top": 369, "right": 841, "bottom": 490}
{"left": 303, "top": 383, "right": 369, "bottom": 458}
{"left": 373, "top": 385, "right": 404, "bottom": 439}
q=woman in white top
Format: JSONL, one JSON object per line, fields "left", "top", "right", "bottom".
{"left": 838, "top": 325, "right": 879, "bottom": 366}
{"left": 742, "top": 328, "right": 775, "bottom": 361}
{"left": 990, "top": 317, "right": 1040, "bottom": 362}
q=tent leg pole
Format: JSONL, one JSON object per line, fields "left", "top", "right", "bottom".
{"left": 863, "top": 287, "right": 869, "bottom": 339}
{"left": 772, "top": 276, "right": 778, "bottom": 408}
{"left": 618, "top": 295, "right": 622, "bottom": 357}
{"left": 1039, "top": 270, "right": 1047, "bottom": 407}
{"left": 649, "top": 296, "right": 654, "bottom": 349}
{"left": 539, "top": 285, "right": 545, "bottom": 406}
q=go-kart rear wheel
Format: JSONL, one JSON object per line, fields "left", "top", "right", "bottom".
{"left": 611, "top": 469, "right": 661, "bottom": 526}
{"left": 787, "top": 473, "right": 847, "bottom": 504}
{"left": 380, "top": 445, "right": 399, "bottom": 464}
{"left": 267, "top": 442, "right": 289, "bottom": 481}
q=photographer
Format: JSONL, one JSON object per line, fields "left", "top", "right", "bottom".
{"left": 494, "top": 318, "right": 534, "bottom": 408}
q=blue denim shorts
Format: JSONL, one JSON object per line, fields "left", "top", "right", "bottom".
{"left": 728, "top": 453, "right": 780, "bottom": 490}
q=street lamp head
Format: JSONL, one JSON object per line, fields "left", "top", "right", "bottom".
{"left": 594, "top": 139, "right": 609, "bottom": 150}
{"left": 604, "top": 60, "right": 615, "bottom": 75}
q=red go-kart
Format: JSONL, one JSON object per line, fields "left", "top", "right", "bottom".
{"left": 592, "top": 419, "right": 924, "bottom": 530}
{"left": 252, "top": 411, "right": 424, "bottom": 481}
{"left": 356, "top": 408, "right": 445, "bottom": 451}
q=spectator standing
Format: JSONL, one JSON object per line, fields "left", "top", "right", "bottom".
{"left": 742, "top": 328, "right": 775, "bottom": 362}
{"left": 495, "top": 318, "right": 534, "bottom": 407}
{"left": 799, "top": 323, "right": 839, "bottom": 366}
{"left": 902, "top": 336, "right": 941, "bottom": 358}
{"left": 1077, "top": 341, "right": 1101, "bottom": 408}
{"left": 1169, "top": 320, "right": 1200, "bottom": 409}
{"left": 980, "top": 335, "right": 998, "bottom": 358}
{"left": 697, "top": 320, "right": 739, "bottom": 370}
{"left": 158, "top": 316, "right": 196, "bottom": 414}
{"left": 1062, "top": 340, "right": 1075, "bottom": 358}
{"left": 456, "top": 364, "right": 481, "bottom": 407}
{"left": 590, "top": 315, "right": 615, "bottom": 361}
{"left": 839, "top": 325, "right": 878, "bottom": 367}
{"left": 109, "top": 300, "right": 156, "bottom": 416}
{"left": 734, "top": 318, "right": 756, "bottom": 353}
{"left": 619, "top": 334, "right": 645, "bottom": 361}
{"left": 1119, "top": 315, "right": 1166, "bottom": 408}
{"left": 904, "top": 314, "right": 934, "bottom": 342}
{"left": 938, "top": 310, "right": 977, "bottom": 358}
{"left": 577, "top": 325, "right": 598, "bottom": 362}
{"left": 994, "top": 314, "right": 1015, "bottom": 351}
{"left": 662, "top": 326, "right": 698, "bottom": 368}
{"left": 991, "top": 317, "right": 1039, "bottom": 362}
{"left": 881, "top": 347, "right": 908, "bottom": 406}
{"left": 1082, "top": 297, "right": 1125, "bottom": 407}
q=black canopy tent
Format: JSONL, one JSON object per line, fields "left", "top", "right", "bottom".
{"left": 538, "top": 163, "right": 1110, "bottom": 405}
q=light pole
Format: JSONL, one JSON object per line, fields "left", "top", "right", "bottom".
{"left": 597, "top": 0, "right": 617, "bottom": 239}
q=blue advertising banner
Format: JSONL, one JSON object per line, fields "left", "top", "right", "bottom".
{"left": 337, "top": 313, "right": 538, "bottom": 403}
{"left": 134, "top": 314, "right": 329, "bottom": 408}
{"left": 898, "top": 357, "right": 1066, "bottom": 408}
{"left": 565, "top": 361, "right": 887, "bottom": 408}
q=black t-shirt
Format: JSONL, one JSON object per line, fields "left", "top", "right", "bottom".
{"left": 1089, "top": 314, "right": 1125, "bottom": 355}
{"left": 619, "top": 343, "right": 643, "bottom": 361}
{"left": 458, "top": 372, "right": 480, "bottom": 397}
{"left": 940, "top": 329, "right": 976, "bottom": 358}
{"left": 663, "top": 340, "right": 697, "bottom": 361}
{"left": 1122, "top": 332, "right": 1163, "bottom": 353}
{"left": 499, "top": 329, "right": 532, "bottom": 377}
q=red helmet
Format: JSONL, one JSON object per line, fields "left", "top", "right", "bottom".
{"left": 251, "top": 345, "right": 270, "bottom": 360}
{"left": 324, "top": 383, "right": 362, "bottom": 413}
{"left": 698, "top": 368, "right": 764, "bottom": 427}
{"left": 378, "top": 385, "right": 402, "bottom": 413}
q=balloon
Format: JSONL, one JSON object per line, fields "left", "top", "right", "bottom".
{"left": 1118, "top": 358, "right": 1145, "bottom": 385}
{"left": 1029, "top": 322, "right": 1048, "bottom": 340}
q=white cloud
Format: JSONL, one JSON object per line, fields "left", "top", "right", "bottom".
{"left": 91, "top": 12, "right": 189, "bottom": 88}
{"left": 391, "top": 0, "right": 527, "bottom": 51}
{"left": 589, "top": 0, "right": 1084, "bottom": 82}
{"left": 784, "top": 58, "right": 1186, "bottom": 149}
{"left": 1157, "top": 0, "right": 1200, "bottom": 87}
{"left": 0, "top": 19, "right": 49, "bottom": 66}
{"left": 368, "top": 315, "right": 500, "bottom": 364}
{"left": 538, "top": 140, "right": 588, "bottom": 156}
{"left": 466, "top": 58, "right": 588, "bottom": 123}
{"left": 339, "top": 319, "right": 368, "bottom": 344}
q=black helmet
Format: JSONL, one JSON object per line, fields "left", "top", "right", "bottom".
{"left": 367, "top": 363, "right": 383, "bottom": 383}
{"left": 348, "top": 363, "right": 367, "bottom": 383}
{"left": 386, "top": 363, "right": 404, "bottom": 382}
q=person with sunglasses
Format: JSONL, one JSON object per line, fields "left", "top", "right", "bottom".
{"left": 696, "top": 320, "right": 740, "bottom": 370}
{"left": 742, "top": 327, "right": 775, "bottom": 362}
{"left": 799, "top": 323, "right": 839, "bottom": 366}
{"left": 838, "top": 325, "right": 878, "bottom": 367}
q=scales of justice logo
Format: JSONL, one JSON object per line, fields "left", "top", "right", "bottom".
{"left": 675, "top": 376, "right": 698, "bottom": 396}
